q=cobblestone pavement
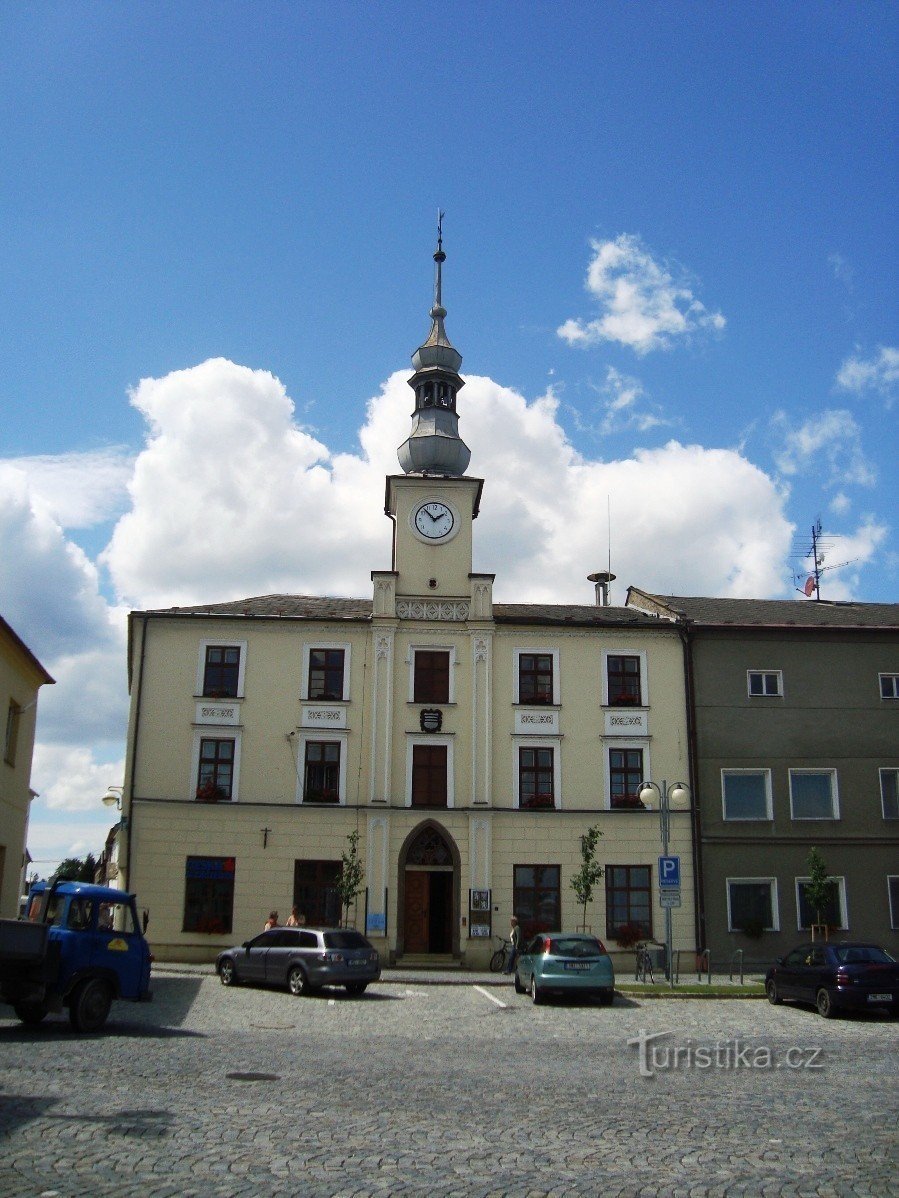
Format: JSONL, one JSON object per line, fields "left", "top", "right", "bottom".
{"left": 0, "top": 972, "right": 896, "bottom": 1198}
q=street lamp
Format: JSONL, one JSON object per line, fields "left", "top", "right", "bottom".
{"left": 101, "top": 785, "right": 128, "bottom": 829}
{"left": 638, "top": 779, "right": 690, "bottom": 988}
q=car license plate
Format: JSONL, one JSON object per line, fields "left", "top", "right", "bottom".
{"left": 868, "top": 992, "right": 891, "bottom": 1001}
{"left": 350, "top": 958, "right": 366, "bottom": 967}
{"left": 564, "top": 962, "right": 590, "bottom": 971}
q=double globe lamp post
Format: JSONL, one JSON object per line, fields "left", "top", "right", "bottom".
{"left": 637, "top": 779, "right": 690, "bottom": 987}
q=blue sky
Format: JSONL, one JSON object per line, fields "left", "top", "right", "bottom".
{"left": 1, "top": 3, "right": 896, "bottom": 875}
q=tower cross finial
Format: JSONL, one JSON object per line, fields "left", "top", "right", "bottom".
{"left": 433, "top": 209, "right": 446, "bottom": 310}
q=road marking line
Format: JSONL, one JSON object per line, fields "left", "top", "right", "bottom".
{"left": 474, "top": 985, "right": 507, "bottom": 1008}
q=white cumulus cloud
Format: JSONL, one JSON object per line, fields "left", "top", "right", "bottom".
{"left": 557, "top": 234, "right": 726, "bottom": 355}
{"left": 836, "top": 346, "right": 899, "bottom": 406}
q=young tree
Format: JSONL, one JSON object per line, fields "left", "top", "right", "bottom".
{"left": 569, "top": 825, "right": 604, "bottom": 932}
{"left": 335, "top": 830, "right": 365, "bottom": 928}
{"left": 805, "top": 847, "right": 833, "bottom": 940}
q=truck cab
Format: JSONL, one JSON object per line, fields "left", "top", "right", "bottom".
{"left": 0, "top": 880, "right": 152, "bottom": 1031}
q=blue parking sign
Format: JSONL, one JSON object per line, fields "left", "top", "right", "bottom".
{"left": 658, "top": 855, "right": 681, "bottom": 888}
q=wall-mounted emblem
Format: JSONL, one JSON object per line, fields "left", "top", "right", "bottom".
{"left": 420, "top": 709, "right": 443, "bottom": 733}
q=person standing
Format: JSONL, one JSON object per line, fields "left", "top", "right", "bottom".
{"left": 285, "top": 907, "right": 305, "bottom": 927}
{"left": 264, "top": 911, "right": 278, "bottom": 931}
{"left": 505, "top": 916, "right": 521, "bottom": 975}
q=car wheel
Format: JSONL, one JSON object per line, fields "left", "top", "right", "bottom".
{"left": 513, "top": 972, "right": 526, "bottom": 994}
{"left": 218, "top": 958, "right": 238, "bottom": 987}
{"left": 345, "top": 982, "right": 368, "bottom": 996}
{"left": 766, "top": 979, "right": 781, "bottom": 1005}
{"left": 14, "top": 1001, "right": 48, "bottom": 1026}
{"left": 288, "top": 966, "right": 309, "bottom": 997}
{"left": 598, "top": 988, "right": 614, "bottom": 1006}
{"left": 70, "top": 978, "right": 113, "bottom": 1032}
{"left": 530, "top": 974, "right": 544, "bottom": 1005}
{"left": 816, "top": 988, "right": 837, "bottom": 1019}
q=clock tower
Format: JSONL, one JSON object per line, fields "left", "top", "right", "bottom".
{"left": 384, "top": 217, "right": 485, "bottom": 603}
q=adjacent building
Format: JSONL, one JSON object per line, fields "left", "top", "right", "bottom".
{"left": 627, "top": 590, "right": 899, "bottom": 962}
{"left": 0, "top": 615, "right": 54, "bottom": 918}
{"left": 122, "top": 235, "right": 695, "bottom": 965}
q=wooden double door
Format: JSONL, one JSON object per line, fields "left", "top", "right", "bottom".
{"left": 403, "top": 868, "right": 453, "bottom": 954}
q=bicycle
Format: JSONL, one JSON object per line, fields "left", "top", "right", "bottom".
{"left": 634, "top": 942, "right": 655, "bottom": 984}
{"left": 489, "top": 937, "right": 513, "bottom": 973}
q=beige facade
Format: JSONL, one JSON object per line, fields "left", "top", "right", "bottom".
{"left": 123, "top": 469, "right": 695, "bottom": 966}
{"left": 0, "top": 616, "right": 53, "bottom": 918}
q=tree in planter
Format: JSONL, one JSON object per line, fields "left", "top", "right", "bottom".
{"left": 805, "top": 847, "right": 834, "bottom": 941}
{"left": 569, "top": 824, "right": 604, "bottom": 932}
{"left": 335, "top": 829, "right": 365, "bottom": 928}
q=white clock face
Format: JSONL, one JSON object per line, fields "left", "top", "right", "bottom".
{"left": 414, "top": 501, "right": 455, "bottom": 540}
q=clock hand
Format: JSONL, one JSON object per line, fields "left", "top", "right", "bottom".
{"left": 427, "top": 509, "right": 442, "bottom": 520}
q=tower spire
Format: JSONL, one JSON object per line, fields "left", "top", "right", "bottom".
{"left": 397, "top": 216, "right": 471, "bottom": 477}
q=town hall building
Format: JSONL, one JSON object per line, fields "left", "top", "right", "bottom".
{"left": 119, "top": 229, "right": 697, "bottom": 965}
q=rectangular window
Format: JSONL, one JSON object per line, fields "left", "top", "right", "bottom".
{"left": 183, "top": 856, "right": 235, "bottom": 934}
{"left": 605, "top": 865, "right": 652, "bottom": 941}
{"left": 519, "top": 746, "right": 555, "bottom": 809}
{"left": 748, "top": 670, "right": 782, "bottom": 697}
{"left": 789, "top": 769, "right": 839, "bottom": 819}
{"left": 609, "top": 747, "right": 644, "bottom": 809}
{"left": 727, "top": 878, "right": 778, "bottom": 934}
{"left": 796, "top": 877, "right": 846, "bottom": 931}
{"left": 513, "top": 864, "right": 561, "bottom": 942}
{"left": 880, "top": 674, "right": 899, "bottom": 700}
{"left": 308, "top": 649, "right": 345, "bottom": 701}
{"left": 722, "top": 770, "right": 772, "bottom": 821}
{"left": 411, "top": 744, "right": 448, "bottom": 807}
{"left": 413, "top": 650, "right": 450, "bottom": 704}
{"left": 196, "top": 738, "right": 234, "bottom": 800}
{"left": 518, "top": 653, "right": 554, "bottom": 705}
{"left": 4, "top": 701, "right": 21, "bottom": 766}
{"left": 607, "top": 655, "right": 641, "bottom": 706}
{"left": 303, "top": 742, "right": 340, "bottom": 803}
{"left": 888, "top": 877, "right": 899, "bottom": 930}
{"left": 203, "top": 646, "right": 241, "bottom": 698}
{"left": 293, "top": 860, "right": 341, "bottom": 927}
{"left": 881, "top": 769, "right": 899, "bottom": 820}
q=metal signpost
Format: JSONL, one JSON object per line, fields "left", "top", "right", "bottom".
{"left": 639, "top": 780, "right": 690, "bottom": 989}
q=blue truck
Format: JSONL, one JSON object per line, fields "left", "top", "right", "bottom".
{"left": 0, "top": 879, "right": 152, "bottom": 1031}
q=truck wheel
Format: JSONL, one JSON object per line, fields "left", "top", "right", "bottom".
{"left": 70, "top": 978, "right": 112, "bottom": 1032}
{"left": 14, "top": 1002, "right": 48, "bottom": 1026}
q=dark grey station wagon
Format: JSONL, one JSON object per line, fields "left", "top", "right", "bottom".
{"left": 216, "top": 927, "right": 380, "bottom": 996}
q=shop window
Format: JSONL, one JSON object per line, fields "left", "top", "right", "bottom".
{"left": 183, "top": 856, "right": 235, "bottom": 934}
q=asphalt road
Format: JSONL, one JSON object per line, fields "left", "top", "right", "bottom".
{"left": 0, "top": 972, "right": 896, "bottom": 1197}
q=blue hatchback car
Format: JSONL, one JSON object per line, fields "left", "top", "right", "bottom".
{"left": 514, "top": 932, "right": 616, "bottom": 1005}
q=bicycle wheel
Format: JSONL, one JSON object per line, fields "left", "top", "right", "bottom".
{"left": 489, "top": 948, "right": 506, "bottom": 973}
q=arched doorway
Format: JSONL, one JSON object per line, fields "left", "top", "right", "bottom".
{"left": 399, "top": 823, "right": 458, "bottom": 956}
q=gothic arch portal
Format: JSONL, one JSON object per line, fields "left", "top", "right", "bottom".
{"left": 397, "top": 820, "right": 460, "bottom": 958}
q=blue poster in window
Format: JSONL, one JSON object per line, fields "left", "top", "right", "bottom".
{"left": 366, "top": 913, "right": 386, "bottom": 933}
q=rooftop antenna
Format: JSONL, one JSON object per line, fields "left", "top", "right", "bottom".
{"left": 587, "top": 497, "right": 616, "bottom": 607}
{"left": 791, "top": 518, "right": 858, "bottom": 600}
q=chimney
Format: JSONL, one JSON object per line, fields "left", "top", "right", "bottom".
{"left": 587, "top": 571, "right": 616, "bottom": 607}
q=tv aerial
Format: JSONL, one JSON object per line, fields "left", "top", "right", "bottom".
{"left": 791, "top": 518, "right": 858, "bottom": 600}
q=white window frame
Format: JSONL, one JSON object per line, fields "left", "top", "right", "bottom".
{"left": 196, "top": 639, "right": 247, "bottom": 698}
{"left": 408, "top": 645, "right": 457, "bottom": 704}
{"left": 888, "top": 876, "right": 899, "bottom": 930}
{"left": 604, "top": 740, "right": 650, "bottom": 810}
{"left": 721, "top": 768, "right": 773, "bottom": 821}
{"left": 880, "top": 768, "right": 899, "bottom": 820}
{"left": 602, "top": 648, "right": 648, "bottom": 707}
{"left": 405, "top": 735, "right": 455, "bottom": 808}
{"left": 513, "top": 737, "right": 562, "bottom": 810}
{"left": 301, "top": 642, "right": 352, "bottom": 702}
{"left": 788, "top": 768, "right": 840, "bottom": 820}
{"left": 795, "top": 876, "right": 848, "bottom": 931}
{"left": 879, "top": 673, "right": 899, "bottom": 700}
{"left": 294, "top": 730, "right": 349, "bottom": 805}
{"left": 512, "top": 647, "right": 560, "bottom": 705}
{"left": 747, "top": 669, "right": 783, "bottom": 698}
{"left": 190, "top": 729, "right": 242, "bottom": 803}
{"left": 726, "top": 877, "right": 780, "bottom": 933}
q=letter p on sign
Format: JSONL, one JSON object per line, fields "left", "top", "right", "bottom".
{"left": 658, "top": 855, "right": 681, "bottom": 887}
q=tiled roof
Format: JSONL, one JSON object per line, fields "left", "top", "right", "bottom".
{"left": 627, "top": 588, "right": 899, "bottom": 629}
{"left": 139, "top": 595, "right": 659, "bottom": 627}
